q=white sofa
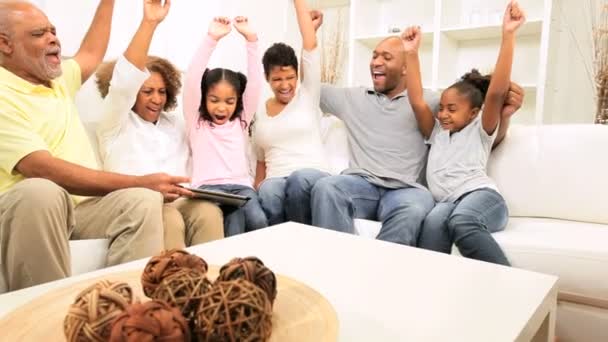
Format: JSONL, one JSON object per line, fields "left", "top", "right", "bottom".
{"left": 1, "top": 75, "right": 607, "bottom": 341}
{"left": 349, "top": 123, "right": 608, "bottom": 342}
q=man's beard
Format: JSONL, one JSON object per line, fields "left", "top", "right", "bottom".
{"left": 13, "top": 43, "right": 62, "bottom": 81}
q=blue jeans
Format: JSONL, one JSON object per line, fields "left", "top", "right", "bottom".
{"left": 198, "top": 184, "right": 268, "bottom": 237}
{"left": 311, "top": 175, "right": 435, "bottom": 246}
{"left": 418, "top": 188, "right": 510, "bottom": 265}
{"left": 258, "top": 169, "right": 329, "bottom": 225}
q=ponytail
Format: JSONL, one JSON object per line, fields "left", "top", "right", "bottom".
{"left": 448, "top": 68, "right": 492, "bottom": 109}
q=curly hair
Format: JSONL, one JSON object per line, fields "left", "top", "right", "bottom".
{"left": 448, "top": 69, "right": 492, "bottom": 109}
{"left": 199, "top": 68, "right": 247, "bottom": 128}
{"left": 262, "top": 42, "right": 298, "bottom": 78}
{"left": 95, "top": 56, "right": 182, "bottom": 112}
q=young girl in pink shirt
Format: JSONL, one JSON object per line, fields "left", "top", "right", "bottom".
{"left": 183, "top": 16, "right": 267, "bottom": 236}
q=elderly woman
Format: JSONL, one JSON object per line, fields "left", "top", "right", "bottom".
{"left": 96, "top": 0, "right": 223, "bottom": 248}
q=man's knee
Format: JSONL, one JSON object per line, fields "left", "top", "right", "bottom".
{"left": 111, "top": 188, "right": 164, "bottom": 238}
{"left": 114, "top": 187, "right": 163, "bottom": 213}
{"left": 380, "top": 202, "right": 432, "bottom": 223}
{"left": 8, "top": 178, "right": 70, "bottom": 210}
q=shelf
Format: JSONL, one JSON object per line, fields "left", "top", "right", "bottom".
{"left": 441, "top": 19, "right": 543, "bottom": 41}
{"left": 315, "top": 0, "right": 350, "bottom": 9}
{"left": 354, "top": 31, "right": 434, "bottom": 49}
{"left": 437, "top": 83, "right": 537, "bottom": 91}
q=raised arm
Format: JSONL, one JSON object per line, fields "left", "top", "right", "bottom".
{"left": 233, "top": 16, "right": 262, "bottom": 124}
{"left": 98, "top": 0, "right": 169, "bottom": 140}
{"left": 402, "top": 26, "right": 435, "bottom": 139}
{"left": 124, "top": 0, "right": 169, "bottom": 69}
{"left": 183, "top": 17, "right": 231, "bottom": 129}
{"left": 482, "top": 1, "right": 525, "bottom": 136}
{"left": 493, "top": 81, "right": 524, "bottom": 148}
{"left": 73, "top": 0, "right": 117, "bottom": 83}
{"left": 294, "top": 0, "right": 317, "bottom": 51}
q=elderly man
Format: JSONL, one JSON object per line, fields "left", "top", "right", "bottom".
{"left": 0, "top": 0, "right": 191, "bottom": 291}
{"left": 312, "top": 35, "right": 524, "bottom": 245}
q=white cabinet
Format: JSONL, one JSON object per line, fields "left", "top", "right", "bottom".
{"left": 323, "top": 0, "right": 595, "bottom": 124}
{"left": 342, "top": 0, "right": 555, "bottom": 124}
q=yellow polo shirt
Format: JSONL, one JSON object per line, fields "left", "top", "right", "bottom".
{"left": 0, "top": 59, "right": 98, "bottom": 195}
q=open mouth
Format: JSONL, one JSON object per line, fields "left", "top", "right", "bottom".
{"left": 277, "top": 89, "right": 292, "bottom": 98}
{"left": 372, "top": 71, "right": 386, "bottom": 82}
{"left": 45, "top": 51, "right": 61, "bottom": 65}
{"left": 212, "top": 114, "right": 228, "bottom": 122}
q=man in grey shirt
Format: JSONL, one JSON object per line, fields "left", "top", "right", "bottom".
{"left": 312, "top": 36, "right": 523, "bottom": 246}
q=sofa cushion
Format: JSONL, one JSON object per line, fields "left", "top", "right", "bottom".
{"left": 0, "top": 239, "right": 109, "bottom": 294}
{"left": 355, "top": 216, "right": 608, "bottom": 301}
{"left": 488, "top": 124, "right": 608, "bottom": 225}
{"left": 494, "top": 217, "right": 608, "bottom": 301}
{"left": 69, "top": 239, "right": 110, "bottom": 275}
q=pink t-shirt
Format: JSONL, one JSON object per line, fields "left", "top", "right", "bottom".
{"left": 183, "top": 35, "right": 261, "bottom": 188}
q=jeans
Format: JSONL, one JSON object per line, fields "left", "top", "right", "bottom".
{"left": 198, "top": 184, "right": 268, "bottom": 237}
{"left": 258, "top": 169, "right": 330, "bottom": 225}
{"left": 418, "top": 188, "right": 510, "bottom": 265}
{"left": 311, "top": 175, "right": 435, "bottom": 246}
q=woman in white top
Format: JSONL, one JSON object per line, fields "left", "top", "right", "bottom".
{"left": 96, "top": 0, "right": 223, "bottom": 249}
{"left": 253, "top": 0, "right": 330, "bottom": 225}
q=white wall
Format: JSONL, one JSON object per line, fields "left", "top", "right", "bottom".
{"left": 36, "top": 0, "right": 598, "bottom": 124}
{"left": 544, "top": 0, "right": 596, "bottom": 124}
{"left": 41, "top": 0, "right": 288, "bottom": 73}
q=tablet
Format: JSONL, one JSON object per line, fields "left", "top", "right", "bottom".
{"left": 182, "top": 187, "right": 250, "bottom": 207}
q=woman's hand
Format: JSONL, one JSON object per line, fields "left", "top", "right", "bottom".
{"left": 143, "top": 0, "right": 171, "bottom": 24}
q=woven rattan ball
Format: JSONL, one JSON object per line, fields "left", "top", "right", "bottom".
{"left": 194, "top": 279, "right": 272, "bottom": 341}
{"left": 151, "top": 268, "right": 212, "bottom": 322}
{"left": 217, "top": 257, "right": 277, "bottom": 304}
{"left": 109, "top": 300, "right": 190, "bottom": 342}
{"left": 64, "top": 280, "right": 133, "bottom": 342}
{"left": 141, "top": 249, "right": 208, "bottom": 297}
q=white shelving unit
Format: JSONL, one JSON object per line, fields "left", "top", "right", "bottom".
{"left": 339, "top": 0, "right": 557, "bottom": 124}
{"left": 309, "top": 0, "right": 595, "bottom": 124}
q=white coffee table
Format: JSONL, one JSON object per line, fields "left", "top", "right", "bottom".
{"left": 0, "top": 222, "right": 557, "bottom": 341}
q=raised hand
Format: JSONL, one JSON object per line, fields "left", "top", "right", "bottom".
{"left": 137, "top": 173, "right": 193, "bottom": 202}
{"left": 401, "top": 26, "right": 422, "bottom": 53}
{"left": 143, "top": 0, "right": 171, "bottom": 24}
{"left": 501, "top": 82, "right": 524, "bottom": 118}
{"left": 503, "top": 0, "right": 526, "bottom": 34}
{"left": 233, "top": 16, "right": 257, "bottom": 42}
{"left": 208, "top": 16, "right": 232, "bottom": 41}
{"left": 310, "top": 10, "right": 324, "bottom": 31}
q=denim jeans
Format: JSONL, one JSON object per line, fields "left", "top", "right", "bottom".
{"left": 310, "top": 175, "right": 435, "bottom": 246}
{"left": 258, "top": 169, "right": 329, "bottom": 225}
{"left": 418, "top": 188, "right": 510, "bottom": 265}
{"left": 198, "top": 184, "right": 268, "bottom": 237}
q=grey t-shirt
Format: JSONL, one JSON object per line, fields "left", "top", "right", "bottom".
{"left": 426, "top": 117, "right": 499, "bottom": 203}
{"left": 320, "top": 85, "right": 440, "bottom": 189}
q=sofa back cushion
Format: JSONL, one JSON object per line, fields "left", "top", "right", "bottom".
{"left": 488, "top": 124, "right": 608, "bottom": 225}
